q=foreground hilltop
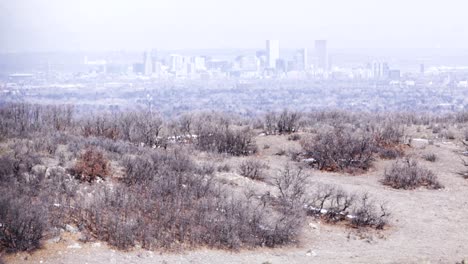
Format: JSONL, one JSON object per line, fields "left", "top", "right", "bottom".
{"left": 1, "top": 104, "right": 467, "bottom": 263}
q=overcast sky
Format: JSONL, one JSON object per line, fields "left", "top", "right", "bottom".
{"left": 0, "top": 0, "right": 467, "bottom": 52}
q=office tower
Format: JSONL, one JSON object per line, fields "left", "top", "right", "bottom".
{"left": 293, "top": 48, "right": 308, "bottom": 71}
{"left": 266, "top": 40, "right": 280, "bottom": 69}
{"left": 143, "top": 51, "right": 153, "bottom": 76}
{"left": 315, "top": 40, "right": 328, "bottom": 72}
{"left": 192, "top": 56, "right": 206, "bottom": 71}
{"left": 382, "top": 62, "right": 390, "bottom": 79}
{"left": 169, "top": 54, "right": 185, "bottom": 74}
{"left": 420, "top": 64, "right": 425, "bottom": 75}
{"left": 239, "top": 55, "right": 259, "bottom": 72}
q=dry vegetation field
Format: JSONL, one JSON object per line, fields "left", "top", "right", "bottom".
{"left": 1, "top": 104, "right": 468, "bottom": 263}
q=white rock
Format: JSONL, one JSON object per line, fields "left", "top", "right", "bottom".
{"left": 67, "top": 243, "right": 82, "bottom": 249}
{"left": 65, "top": 224, "right": 78, "bottom": 233}
{"left": 92, "top": 242, "right": 101, "bottom": 248}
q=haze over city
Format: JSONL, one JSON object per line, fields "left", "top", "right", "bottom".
{"left": 1, "top": 0, "right": 468, "bottom": 51}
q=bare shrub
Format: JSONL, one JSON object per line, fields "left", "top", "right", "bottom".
{"left": 274, "top": 165, "right": 309, "bottom": 210}
{"left": 81, "top": 115, "right": 120, "bottom": 140}
{"left": 460, "top": 141, "right": 468, "bottom": 179}
{"left": 382, "top": 159, "right": 443, "bottom": 189}
{"left": 0, "top": 191, "right": 47, "bottom": 252}
{"left": 432, "top": 126, "right": 441, "bottom": 134}
{"left": 301, "top": 127, "right": 375, "bottom": 172}
{"left": 371, "top": 123, "right": 404, "bottom": 159}
{"left": 238, "top": 160, "right": 267, "bottom": 180}
{"left": 277, "top": 110, "right": 301, "bottom": 134}
{"left": 307, "top": 185, "right": 355, "bottom": 223}
{"left": 422, "top": 153, "right": 437, "bottom": 162}
{"left": 196, "top": 124, "right": 257, "bottom": 156}
{"left": 75, "top": 158, "right": 302, "bottom": 250}
{"left": 287, "top": 134, "right": 301, "bottom": 141}
{"left": 275, "top": 149, "right": 286, "bottom": 156}
{"left": 131, "top": 112, "right": 165, "bottom": 147}
{"left": 306, "top": 185, "right": 389, "bottom": 229}
{"left": 263, "top": 110, "right": 301, "bottom": 135}
{"left": 72, "top": 148, "right": 110, "bottom": 182}
{"left": 440, "top": 129, "right": 455, "bottom": 140}
{"left": 217, "top": 163, "right": 231, "bottom": 172}
{"left": 350, "top": 193, "right": 390, "bottom": 230}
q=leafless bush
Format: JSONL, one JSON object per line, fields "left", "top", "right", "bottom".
{"left": 131, "top": 112, "right": 165, "bottom": 147}
{"left": 71, "top": 148, "right": 110, "bottom": 182}
{"left": 196, "top": 124, "right": 257, "bottom": 156}
{"left": 370, "top": 123, "right": 404, "bottom": 159}
{"left": 307, "top": 185, "right": 355, "bottom": 223}
{"left": 432, "top": 126, "right": 441, "bottom": 134}
{"left": 460, "top": 142, "right": 468, "bottom": 179}
{"left": 350, "top": 193, "right": 390, "bottom": 229}
{"left": 440, "top": 129, "right": 455, "bottom": 140}
{"left": 74, "top": 158, "right": 302, "bottom": 250}
{"left": 422, "top": 153, "right": 437, "bottom": 162}
{"left": 81, "top": 115, "right": 120, "bottom": 140}
{"left": 274, "top": 165, "right": 309, "bottom": 210}
{"left": 301, "top": 127, "right": 375, "bottom": 172}
{"left": 275, "top": 149, "right": 286, "bottom": 156}
{"left": 288, "top": 134, "right": 301, "bottom": 141}
{"left": 217, "top": 163, "right": 231, "bottom": 172}
{"left": 238, "top": 159, "right": 267, "bottom": 180}
{"left": 263, "top": 110, "right": 301, "bottom": 134}
{"left": 306, "top": 185, "right": 389, "bottom": 229}
{"left": 277, "top": 110, "right": 301, "bottom": 134}
{"left": 382, "top": 159, "right": 443, "bottom": 189}
{"left": 0, "top": 190, "right": 47, "bottom": 252}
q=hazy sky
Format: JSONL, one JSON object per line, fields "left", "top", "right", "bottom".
{"left": 0, "top": 0, "right": 467, "bottom": 52}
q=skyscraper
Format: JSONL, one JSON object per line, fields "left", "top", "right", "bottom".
{"left": 266, "top": 40, "right": 280, "bottom": 69}
{"left": 143, "top": 51, "right": 153, "bottom": 76}
{"left": 293, "top": 48, "right": 308, "bottom": 71}
{"left": 315, "top": 40, "right": 328, "bottom": 72}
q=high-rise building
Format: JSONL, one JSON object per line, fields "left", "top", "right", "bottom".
{"left": 372, "top": 61, "right": 390, "bottom": 80}
{"left": 293, "top": 48, "right": 308, "bottom": 71}
{"left": 192, "top": 56, "right": 206, "bottom": 71}
{"left": 266, "top": 40, "right": 280, "bottom": 69}
{"left": 315, "top": 40, "right": 328, "bottom": 72}
{"left": 143, "top": 51, "right": 153, "bottom": 76}
{"left": 238, "top": 55, "right": 259, "bottom": 72}
{"left": 169, "top": 54, "right": 185, "bottom": 75}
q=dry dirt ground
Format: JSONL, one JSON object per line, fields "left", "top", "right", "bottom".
{"left": 4, "top": 134, "right": 468, "bottom": 264}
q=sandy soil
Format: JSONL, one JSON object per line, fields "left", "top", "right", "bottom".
{"left": 4, "top": 135, "right": 468, "bottom": 264}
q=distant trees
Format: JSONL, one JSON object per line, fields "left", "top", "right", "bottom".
{"left": 264, "top": 110, "right": 301, "bottom": 135}
{"left": 194, "top": 113, "right": 257, "bottom": 156}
